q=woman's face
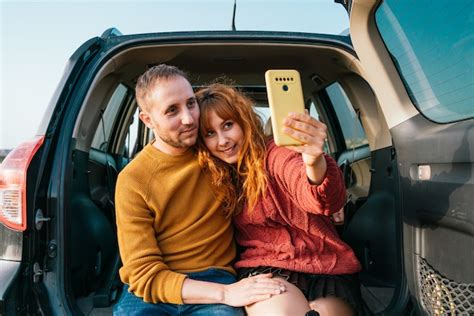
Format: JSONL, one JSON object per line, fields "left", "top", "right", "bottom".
{"left": 202, "top": 110, "right": 244, "bottom": 164}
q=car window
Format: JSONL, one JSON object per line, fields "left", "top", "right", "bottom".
{"left": 325, "top": 83, "right": 368, "bottom": 150}
{"left": 309, "top": 102, "right": 320, "bottom": 120}
{"left": 91, "top": 84, "right": 129, "bottom": 151}
{"left": 254, "top": 106, "right": 271, "bottom": 124}
{"left": 308, "top": 101, "right": 333, "bottom": 154}
{"left": 375, "top": 0, "right": 473, "bottom": 123}
{"left": 122, "top": 106, "right": 140, "bottom": 159}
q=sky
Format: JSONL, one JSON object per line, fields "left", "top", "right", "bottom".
{"left": 0, "top": 0, "right": 348, "bottom": 150}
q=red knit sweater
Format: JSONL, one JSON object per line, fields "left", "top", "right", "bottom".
{"left": 234, "top": 140, "right": 361, "bottom": 275}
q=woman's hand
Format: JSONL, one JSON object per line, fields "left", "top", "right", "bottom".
{"left": 283, "top": 112, "right": 328, "bottom": 184}
{"left": 223, "top": 273, "right": 286, "bottom": 307}
{"left": 282, "top": 112, "right": 327, "bottom": 166}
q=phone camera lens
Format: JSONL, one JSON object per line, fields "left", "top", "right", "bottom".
{"left": 282, "top": 85, "right": 289, "bottom": 91}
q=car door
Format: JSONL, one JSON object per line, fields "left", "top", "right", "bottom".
{"left": 0, "top": 33, "right": 109, "bottom": 315}
{"left": 349, "top": 0, "right": 473, "bottom": 314}
{"left": 313, "top": 79, "right": 404, "bottom": 315}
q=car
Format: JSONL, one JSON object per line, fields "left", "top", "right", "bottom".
{"left": 1, "top": 0, "right": 472, "bottom": 315}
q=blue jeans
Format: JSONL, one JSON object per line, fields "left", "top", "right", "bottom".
{"left": 113, "top": 268, "right": 244, "bottom": 315}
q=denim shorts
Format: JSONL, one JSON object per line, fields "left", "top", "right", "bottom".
{"left": 113, "top": 268, "right": 244, "bottom": 316}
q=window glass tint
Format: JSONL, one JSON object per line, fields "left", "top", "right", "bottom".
{"left": 91, "top": 84, "right": 128, "bottom": 151}
{"left": 375, "top": 1, "right": 474, "bottom": 123}
{"left": 326, "top": 83, "right": 368, "bottom": 149}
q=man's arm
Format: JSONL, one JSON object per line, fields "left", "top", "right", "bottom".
{"left": 115, "top": 173, "right": 187, "bottom": 304}
{"left": 116, "top": 171, "right": 286, "bottom": 305}
{"left": 182, "top": 273, "right": 285, "bottom": 306}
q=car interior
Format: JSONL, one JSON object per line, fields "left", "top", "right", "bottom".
{"left": 66, "top": 41, "right": 404, "bottom": 315}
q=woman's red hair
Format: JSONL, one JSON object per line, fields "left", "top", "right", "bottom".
{"left": 196, "top": 83, "right": 267, "bottom": 217}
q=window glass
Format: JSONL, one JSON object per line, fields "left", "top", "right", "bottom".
{"left": 375, "top": 0, "right": 473, "bottom": 123}
{"left": 308, "top": 101, "right": 331, "bottom": 154}
{"left": 309, "top": 102, "right": 320, "bottom": 120}
{"left": 122, "top": 106, "right": 140, "bottom": 159}
{"left": 91, "top": 84, "right": 128, "bottom": 151}
{"left": 326, "top": 83, "right": 368, "bottom": 149}
{"left": 254, "top": 106, "right": 271, "bottom": 123}
{"left": 254, "top": 105, "right": 272, "bottom": 136}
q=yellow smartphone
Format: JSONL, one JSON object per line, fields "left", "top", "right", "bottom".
{"left": 265, "top": 69, "right": 305, "bottom": 146}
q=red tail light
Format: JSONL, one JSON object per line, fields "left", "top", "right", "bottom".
{"left": 0, "top": 136, "right": 45, "bottom": 231}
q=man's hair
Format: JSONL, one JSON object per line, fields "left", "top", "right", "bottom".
{"left": 135, "top": 64, "right": 189, "bottom": 110}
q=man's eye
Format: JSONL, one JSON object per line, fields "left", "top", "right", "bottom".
{"left": 166, "top": 107, "right": 177, "bottom": 115}
{"left": 187, "top": 99, "right": 196, "bottom": 108}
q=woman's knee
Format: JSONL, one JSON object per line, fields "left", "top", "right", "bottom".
{"left": 309, "top": 296, "right": 354, "bottom": 316}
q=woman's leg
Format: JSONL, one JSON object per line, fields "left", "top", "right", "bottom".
{"left": 245, "top": 278, "right": 311, "bottom": 316}
{"left": 309, "top": 296, "right": 354, "bottom": 316}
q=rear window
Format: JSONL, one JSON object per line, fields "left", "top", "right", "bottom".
{"left": 375, "top": 0, "right": 473, "bottom": 123}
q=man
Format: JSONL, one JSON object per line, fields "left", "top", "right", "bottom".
{"left": 114, "top": 64, "right": 284, "bottom": 315}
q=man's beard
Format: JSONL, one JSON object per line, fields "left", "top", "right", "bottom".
{"left": 158, "top": 134, "right": 190, "bottom": 148}
{"left": 157, "top": 127, "right": 197, "bottom": 149}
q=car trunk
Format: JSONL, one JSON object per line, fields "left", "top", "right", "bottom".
{"left": 31, "top": 31, "right": 405, "bottom": 315}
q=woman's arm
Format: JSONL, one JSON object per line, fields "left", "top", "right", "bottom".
{"left": 282, "top": 111, "right": 328, "bottom": 185}
{"left": 272, "top": 112, "right": 345, "bottom": 216}
{"left": 304, "top": 154, "right": 327, "bottom": 185}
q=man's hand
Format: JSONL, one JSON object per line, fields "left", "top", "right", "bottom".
{"left": 223, "top": 273, "right": 286, "bottom": 307}
{"left": 182, "top": 273, "right": 285, "bottom": 306}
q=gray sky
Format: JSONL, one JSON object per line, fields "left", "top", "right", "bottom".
{"left": 0, "top": 0, "right": 348, "bottom": 150}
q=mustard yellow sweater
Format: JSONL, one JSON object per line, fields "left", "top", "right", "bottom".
{"left": 115, "top": 144, "right": 236, "bottom": 304}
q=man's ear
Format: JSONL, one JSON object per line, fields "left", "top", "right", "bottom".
{"left": 139, "top": 111, "right": 153, "bottom": 129}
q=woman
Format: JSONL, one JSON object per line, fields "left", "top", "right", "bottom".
{"left": 196, "top": 83, "right": 364, "bottom": 316}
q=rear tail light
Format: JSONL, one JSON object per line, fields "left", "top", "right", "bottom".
{"left": 0, "top": 136, "right": 44, "bottom": 231}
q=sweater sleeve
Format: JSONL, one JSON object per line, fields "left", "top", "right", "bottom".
{"left": 115, "top": 170, "right": 187, "bottom": 304}
{"left": 267, "top": 141, "right": 346, "bottom": 216}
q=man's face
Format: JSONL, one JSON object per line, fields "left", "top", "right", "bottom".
{"left": 139, "top": 76, "right": 199, "bottom": 155}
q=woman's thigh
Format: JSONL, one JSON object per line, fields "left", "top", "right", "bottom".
{"left": 245, "top": 278, "right": 311, "bottom": 316}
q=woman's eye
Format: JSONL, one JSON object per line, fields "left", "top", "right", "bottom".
{"left": 205, "top": 130, "right": 215, "bottom": 137}
{"left": 223, "top": 121, "right": 233, "bottom": 129}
